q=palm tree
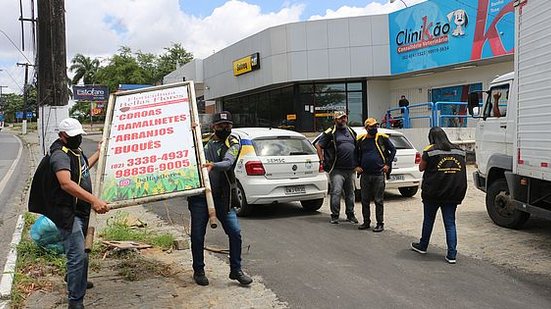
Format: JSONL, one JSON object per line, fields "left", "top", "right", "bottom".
{"left": 69, "top": 54, "right": 100, "bottom": 85}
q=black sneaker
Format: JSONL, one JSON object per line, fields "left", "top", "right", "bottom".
{"left": 229, "top": 270, "right": 253, "bottom": 285}
{"left": 330, "top": 217, "right": 339, "bottom": 224}
{"left": 346, "top": 216, "right": 359, "bottom": 224}
{"left": 193, "top": 271, "right": 209, "bottom": 286}
{"left": 411, "top": 242, "right": 427, "bottom": 254}
{"left": 445, "top": 256, "right": 457, "bottom": 264}
{"left": 357, "top": 223, "right": 370, "bottom": 230}
{"left": 372, "top": 224, "right": 384, "bottom": 232}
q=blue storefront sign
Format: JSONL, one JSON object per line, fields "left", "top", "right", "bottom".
{"left": 73, "top": 85, "right": 109, "bottom": 101}
{"left": 389, "top": 0, "right": 515, "bottom": 74}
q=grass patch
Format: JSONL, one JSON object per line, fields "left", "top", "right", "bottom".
{"left": 11, "top": 213, "right": 65, "bottom": 308}
{"left": 99, "top": 212, "right": 175, "bottom": 251}
{"left": 112, "top": 251, "right": 174, "bottom": 281}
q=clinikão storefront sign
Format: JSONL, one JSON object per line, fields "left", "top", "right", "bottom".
{"left": 389, "top": 0, "right": 514, "bottom": 74}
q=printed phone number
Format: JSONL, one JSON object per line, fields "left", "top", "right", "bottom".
{"left": 110, "top": 150, "right": 189, "bottom": 169}
{"left": 114, "top": 160, "right": 191, "bottom": 178}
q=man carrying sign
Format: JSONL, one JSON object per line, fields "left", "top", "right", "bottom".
{"left": 188, "top": 111, "right": 253, "bottom": 286}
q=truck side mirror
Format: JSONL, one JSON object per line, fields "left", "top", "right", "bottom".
{"left": 468, "top": 92, "right": 480, "bottom": 116}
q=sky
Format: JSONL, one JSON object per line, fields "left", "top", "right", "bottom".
{"left": 0, "top": 0, "right": 426, "bottom": 95}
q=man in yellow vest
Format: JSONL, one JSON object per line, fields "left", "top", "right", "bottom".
{"left": 355, "top": 118, "right": 396, "bottom": 232}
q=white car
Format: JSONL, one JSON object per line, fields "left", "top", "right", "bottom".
{"left": 314, "top": 127, "right": 422, "bottom": 197}
{"left": 352, "top": 127, "right": 422, "bottom": 197}
{"left": 231, "top": 128, "right": 328, "bottom": 216}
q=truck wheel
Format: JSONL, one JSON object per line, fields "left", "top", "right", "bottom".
{"left": 234, "top": 182, "right": 253, "bottom": 217}
{"left": 486, "top": 178, "right": 530, "bottom": 228}
{"left": 300, "top": 198, "right": 324, "bottom": 211}
{"left": 398, "top": 186, "right": 419, "bottom": 197}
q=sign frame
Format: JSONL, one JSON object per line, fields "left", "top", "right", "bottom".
{"left": 94, "top": 81, "right": 212, "bottom": 210}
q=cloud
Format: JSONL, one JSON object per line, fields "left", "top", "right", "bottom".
{"left": 1, "top": 0, "right": 430, "bottom": 94}
{"left": 309, "top": 0, "right": 427, "bottom": 20}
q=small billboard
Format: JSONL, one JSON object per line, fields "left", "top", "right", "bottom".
{"left": 73, "top": 85, "right": 109, "bottom": 101}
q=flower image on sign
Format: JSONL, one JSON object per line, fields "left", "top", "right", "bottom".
{"left": 99, "top": 84, "right": 201, "bottom": 204}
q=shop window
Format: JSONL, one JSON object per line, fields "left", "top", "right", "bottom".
{"left": 315, "top": 83, "right": 346, "bottom": 92}
{"left": 347, "top": 92, "right": 363, "bottom": 126}
{"left": 347, "top": 82, "right": 362, "bottom": 91}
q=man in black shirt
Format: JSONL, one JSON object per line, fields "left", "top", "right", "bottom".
{"left": 356, "top": 118, "right": 396, "bottom": 232}
{"left": 316, "top": 111, "right": 359, "bottom": 224}
{"left": 50, "top": 118, "right": 109, "bottom": 309}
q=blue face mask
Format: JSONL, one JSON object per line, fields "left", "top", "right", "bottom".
{"left": 368, "top": 128, "right": 378, "bottom": 136}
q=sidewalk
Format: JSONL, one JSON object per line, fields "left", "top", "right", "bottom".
{"left": 10, "top": 129, "right": 286, "bottom": 309}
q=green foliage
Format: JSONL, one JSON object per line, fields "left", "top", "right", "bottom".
{"left": 99, "top": 212, "right": 175, "bottom": 251}
{"left": 0, "top": 85, "right": 38, "bottom": 123}
{"left": 69, "top": 54, "right": 100, "bottom": 85}
{"left": 91, "top": 43, "right": 193, "bottom": 92}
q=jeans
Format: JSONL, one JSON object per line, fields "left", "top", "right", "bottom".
{"left": 58, "top": 216, "right": 88, "bottom": 305}
{"left": 188, "top": 195, "right": 242, "bottom": 273}
{"left": 329, "top": 168, "right": 356, "bottom": 218}
{"left": 360, "top": 174, "right": 385, "bottom": 225}
{"left": 419, "top": 201, "right": 458, "bottom": 258}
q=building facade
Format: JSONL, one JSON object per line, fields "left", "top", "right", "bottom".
{"left": 164, "top": 0, "right": 514, "bottom": 131}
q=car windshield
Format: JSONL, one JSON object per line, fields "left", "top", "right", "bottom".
{"left": 252, "top": 137, "right": 317, "bottom": 156}
{"left": 389, "top": 135, "right": 413, "bottom": 150}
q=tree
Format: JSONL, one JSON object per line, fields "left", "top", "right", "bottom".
{"left": 155, "top": 43, "right": 193, "bottom": 83}
{"left": 1, "top": 93, "right": 24, "bottom": 123}
{"left": 95, "top": 46, "right": 148, "bottom": 92}
{"left": 70, "top": 54, "right": 100, "bottom": 85}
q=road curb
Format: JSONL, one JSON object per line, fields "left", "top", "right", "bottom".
{"left": 0, "top": 214, "right": 24, "bottom": 300}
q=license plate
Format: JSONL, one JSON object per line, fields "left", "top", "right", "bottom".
{"left": 389, "top": 174, "right": 405, "bottom": 181}
{"left": 285, "top": 185, "right": 306, "bottom": 195}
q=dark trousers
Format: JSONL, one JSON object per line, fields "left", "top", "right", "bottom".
{"left": 419, "top": 201, "right": 458, "bottom": 258}
{"left": 360, "top": 174, "right": 385, "bottom": 225}
{"left": 59, "top": 216, "right": 88, "bottom": 306}
{"left": 188, "top": 195, "right": 243, "bottom": 273}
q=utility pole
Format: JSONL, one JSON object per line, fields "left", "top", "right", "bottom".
{"left": 17, "top": 62, "right": 33, "bottom": 134}
{"left": 37, "top": 0, "right": 69, "bottom": 154}
{"left": 0, "top": 85, "right": 8, "bottom": 107}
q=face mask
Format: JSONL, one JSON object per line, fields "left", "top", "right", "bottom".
{"left": 215, "top": 128, "right": 231, "bottom": 140}
{"left": 368, "top": 128, "right": 378, "bottom": 136}
{"left": 66, "top": 135, "right": 82, "bottom": 149}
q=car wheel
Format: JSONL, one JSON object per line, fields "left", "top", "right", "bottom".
{"left": 300, "top": 198, "right": 324, "bottom": 212}
{"left": 398, "top": 186, "right": 418, "bottom": 197}
{"left": 486, "top": 178, "right": 529, "bottom": 229}
{"left": 234, "top": 182, "right": 253, "bottom": 217}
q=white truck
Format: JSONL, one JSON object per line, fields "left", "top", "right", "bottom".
{"left": 468, "top": 0, "right": 551, "bottom": 228}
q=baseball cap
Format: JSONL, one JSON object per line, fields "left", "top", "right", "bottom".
{"left": 364, "top": 117, "right": 379, "bottom": 127}
{"left": 58, "top": 118, "right": 87, "bottom": 137}
{"left": 333, "top": 111, "right": 347, "bottom": 119}
{"left": 213, "top": 111, "right": 233, "bottom": 125}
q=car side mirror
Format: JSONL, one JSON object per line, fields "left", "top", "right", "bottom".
{"left": 468, "top": 92, "right": 480, "bottom": 116}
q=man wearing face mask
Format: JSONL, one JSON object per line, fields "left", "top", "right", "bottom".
{"left": 316, "top": 111, "right": 359, "bottom": 224}
{"left": 188, "top": 111, "right": 253, "bottom": 287}
{"left": 355, "top": 118, "right": 396, "bottom": 232}
{"left": 49, "top": 118, "right": 109, "bottom": 309}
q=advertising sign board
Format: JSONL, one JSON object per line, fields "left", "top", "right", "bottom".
{"left": 96, "top": 82, "right": 206, "bottom": 208}
{"left": 233, "top": 53, "right": 260, "bottom": 76}
{"left": 73, "top": 85, "right": 110, "bottom": 101}
{"left": 389, "top": 0, "right": 514, "bottom": 74}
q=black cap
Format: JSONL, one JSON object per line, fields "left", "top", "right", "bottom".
{"left": 213, "top": 111, "right": 233, "bottom": 125}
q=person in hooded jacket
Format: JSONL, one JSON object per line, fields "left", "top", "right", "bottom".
{"left": 411, "top": 127, "right": 467, "bottom": 264}
{"left": 49, "top": 118, "right": 109, "bottom": 309}
{"left": 188, "top": 111, "right": 253, "bottom": 287}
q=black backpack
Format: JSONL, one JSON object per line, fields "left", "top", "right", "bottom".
{"left": 28, "top": 147, "right": 71, "bottom": 216}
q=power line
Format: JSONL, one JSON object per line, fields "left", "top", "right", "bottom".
{"left": 0, "top": 28, "right": 34, "bottom": 64}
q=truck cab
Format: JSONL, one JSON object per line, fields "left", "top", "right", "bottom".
{"left": 472, "top": 72, "right": 515, "bottom": 193}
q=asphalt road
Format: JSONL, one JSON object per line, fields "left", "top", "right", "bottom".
{"left": 80, "top": 137, "right": 551, "bottom": 309}
{"left": 0, "top": 131, "right": 28, "bottom": 273}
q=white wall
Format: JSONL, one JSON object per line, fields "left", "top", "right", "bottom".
{"left": 366, "top": 80, "right": 391, "bottom": 122}
{"left": 399, "top": 127, "right": 476, "bottom": 152}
